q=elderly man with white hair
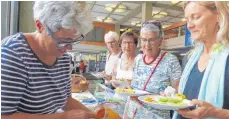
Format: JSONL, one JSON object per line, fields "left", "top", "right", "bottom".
{"left": 103, "top": 31, "right": 122, "bottom": 86}
{"left": 1, "top": 1, "right": 94, "bottom": 119}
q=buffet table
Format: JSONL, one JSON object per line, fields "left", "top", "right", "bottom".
{"left": 71, "top": 78, "right": 125, "bottom": 118}
{"left": 72, "top": 91, "right": 98, "bottom": 110}
{"left": 71, "top": 73, "right": 164, "bottom": 119}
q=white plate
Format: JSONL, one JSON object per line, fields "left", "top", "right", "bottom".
{"left": 111, "top": 80, "right": 129, "bottom": 88}
{"left": 113, "top": 80, "right": 128, "bottom": 84}
{"left": 138, "top": 95, "right": 194, "bottom": 110}
{"left": 115, "top": 89, "right": 150, "bottom": 96}
{"left": 91, "top": 72, "right": 105, "bottom": 78}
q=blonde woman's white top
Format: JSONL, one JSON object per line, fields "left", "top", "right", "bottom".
{"left": 115, "top": 57, "right": 133, "bottom": 80}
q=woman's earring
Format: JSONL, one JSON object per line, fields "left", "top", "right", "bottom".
{"left": 35, "top": 20, "right": 42, "bottom": 33}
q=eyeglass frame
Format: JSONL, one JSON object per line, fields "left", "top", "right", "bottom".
{"left": 121, "top": 41, "right": 135, "bottom": 45}
{"left": 138, "top": 37, "right": 159, "bottom": 45}
{"left": 105, "top": 40, "right": 117, "bottom": 45}
{"left": 141, "top": 21, "right": 163, "bottom": 38}
{"left": 45, "top": 24, "right": 84, "bottom": 48}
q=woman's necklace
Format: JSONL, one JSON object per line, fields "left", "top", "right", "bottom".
{"left": 143, "top": 55, "right": 156, "bottom": 65}
{"left": 121, "top": 58, "right": 133, "bottom": 70}
{"left": 143, "top": 51, "right": 161, "bottom": 65}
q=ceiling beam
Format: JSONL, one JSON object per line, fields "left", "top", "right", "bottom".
{"left": 102, "top": 2, "right": 122, "bottom": 22}
{"left": 116, "top": 5, "right": 142, "bottom": 24}
{"left": 92, "top": 11, "right": 125, "bottom": 16}
{"left": 90, "top": 1, "right": 96, "bottom": 10}
{"left": 92, "top": 11, "right": 183, "bottom": 19}
{"left": 122, "top": 1, "right": 183, "bottom": 12}
{"left": 88, "top": 2, "right": 183, "bottom": 12}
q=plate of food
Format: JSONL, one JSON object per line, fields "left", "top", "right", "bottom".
{"left": 114, "top": 87, "right": 150, "bottom": 96}
{"left": 138, "top": 94, "right": 195, "bottom": 110}
{"left": 93, "top": 72, "right": 106, "bottom": 78}
{"left": 138, "top": 86, "right": 194, "bottom": 110}
{"left": 110, "top": 80, "right": 129, "bottom": 87}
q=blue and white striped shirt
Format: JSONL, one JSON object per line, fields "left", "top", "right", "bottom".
{"left": 1, "top": 33, "right": 72, "bottom": 114}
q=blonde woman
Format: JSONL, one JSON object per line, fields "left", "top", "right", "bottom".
{"left": 174, "top": 1, "right": 229, "bottom": 119}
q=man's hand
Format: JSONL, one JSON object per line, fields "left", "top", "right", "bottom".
{"left": 177, "top": 99, "right": 215, "bottom": 119}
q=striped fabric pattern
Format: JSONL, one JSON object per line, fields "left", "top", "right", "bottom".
{"left": 1, "top": 33, "right": 71, "bottom": 114}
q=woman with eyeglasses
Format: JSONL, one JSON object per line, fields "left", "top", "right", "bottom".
{"left": 1, "top": 1, "right": 95, "bottom": 119}
{"left": 124, "top": 20, "right": 182, "bottom": 119}
{"left": 173, "top": 2, "right": 229, "bottom": 119}
{"left": 111, "top": 31, "right": 138, "bottom": 88}
{"left": 103, "top": 31, "right": 122, "bottom": 88}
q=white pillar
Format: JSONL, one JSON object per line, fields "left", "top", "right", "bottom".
{"left": 142, "top": 2, "right": 152, "bottom": 22}
{"left": 115, "top": 23, "right": 120, "bottom": 36}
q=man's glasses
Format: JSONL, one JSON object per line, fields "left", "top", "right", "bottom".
{"left": 139, "top": 37, "right": 158, "bottom": 44}
{"left": 141, "top": 20, "right": 163, "bottom": 38}
{"left": 45, "top": 24, "right": 84, "bottom": 48}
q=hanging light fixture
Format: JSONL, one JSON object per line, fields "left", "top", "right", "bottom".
{"left": 153, "top": 14, "right": 163, "bottom": 19}
{"left": 120, "top": 28, "right": 126, "bottom": 31}
{"left": 127, "top": 28, "right": 132, "bottom": 32}
{"left": 96, "top": 17, "right": 113, "bottom": 23}
{"left": 96, "top": 16, "right": 104, "bottom": 22}
{"left": 131, "top": 22, "right": 136, "bottom": 26}
{"left": 171, "top": 1, "right": 180, "bottom": 4}
{"left": 104, "top": 17, "right": 113, "bottom": 23}
{"left": 136, "top": 23, "right": 141, "bottom": 27}
{"left": 130, "top": 21, "right": 141, "bottom": 27}
{"left": 105, "top": 4, "right": 127, "bottom": 13}
{"left": 152, "top": 11, "right": 168, "bottom": 18}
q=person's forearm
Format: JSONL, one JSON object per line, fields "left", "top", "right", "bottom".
{"left": 210, "top": 107, "right": 229, "bottom": 119}
{"left": 2, "top": 112, "right": 64, "bottom": 119}
{"left": 64, "top": 96, "right": 91, "bottom": 112}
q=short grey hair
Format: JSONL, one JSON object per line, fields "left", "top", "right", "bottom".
{"left": 104, "top": 31, "right": 119, "bottom": 42}
{"left": 140, "top": 21, "right": 164, "bottom": 38}
{"left": 33, "top": 1, "right": 93, "bottom": 35}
